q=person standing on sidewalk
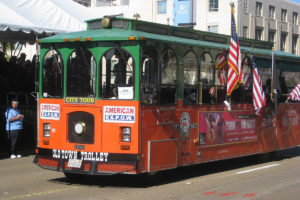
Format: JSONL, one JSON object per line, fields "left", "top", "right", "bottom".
{"left": 5, "top": 100, "right": 24, "bottom": 159}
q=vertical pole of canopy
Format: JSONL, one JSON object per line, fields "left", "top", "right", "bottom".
{"left": 35, "top": 35, "right": 40, "bottom": 148}
{"left": 10, "top": 43, "right": 13, "bottom": 57}
{"left": 3, "top": 42, "right": 7, "bottom": 55}
{"left": 16, "top": 44, "right": 23, "bottom": 58}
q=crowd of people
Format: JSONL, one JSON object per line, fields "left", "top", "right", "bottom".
{"left": 0, "top": 51, "right": 37, "bottom": 94}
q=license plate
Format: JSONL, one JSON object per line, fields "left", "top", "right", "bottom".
{"left": 67, "top": 159, "right": 82, "bottom": 168}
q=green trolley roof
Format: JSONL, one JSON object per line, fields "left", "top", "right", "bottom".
{"left": 40, "top": 17, "right": 300, "bottom": 62}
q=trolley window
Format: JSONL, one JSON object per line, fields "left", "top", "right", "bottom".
{"left": 42, "top": 49, "right": 63, "bottom": 98}
{"left": 66, "top": 48, "right": 96, "bottom": 97}
{"left": 141, "top": 46, "right": 158, "bottom": 105}
{"left": 260, "top": 67, "right": 272, "bottom": 103}
{"left": 214, "top": 53, "right": 226, "bottom": 103}
{"left": 99, "top": 48, "right": 134, "bottom": 99}
{"left": 200, "top": 52, "right": 214, "bottom": 104}
{"left": 159, "top": 48, "right": 177, "bottom": 105}
{"left": 183, "top": 51, "right": 198, "bottom": 104}
{"left": 241, "top": 56, "right": 252, "bottom": 104}
{"left": 282, "top": 71, "right": 300, "bottom": 92}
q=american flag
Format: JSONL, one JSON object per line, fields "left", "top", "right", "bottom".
{"left": 216, "top": 53, "right": 226, "bottom": 70}
{"left": 288, "top": 84, "right": 300, "bottom": 101}
{"left": 252, "top": 53, "right": 266, "bottom": 115}
{"left": 243, "top": 73, "right": 251, "bottom": 89}
{"left": 216, "top": 53, "right": 226, "bottom": 85}
{"left": 217, "top": 70, "right": 226, "bottom": 85}
{"left": 227, "top": 5, "right": 242, "bottom": 96}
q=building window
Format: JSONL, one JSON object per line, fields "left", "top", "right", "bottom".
{"left": 269, "top": 6, "right": 275, "bottom": 19}
{"left": 243, "top": 26, "right": 248, "bottom": 38}
{"left": 157, "top": 0, "right": 167, "bottom": 14}
{"left": 244, "top": 0, "right": 248, "bottom": 13}
{"left": 74, "top": 0, "right": 91, "bottom": 7}
{"left": 292, "top": 35, "right": 298, "bottom": 54}
{"left": 293, "top": 12, "right": 298, "bottom": 25}
{"left": 281, "top": 9, "right": 287, "bottom": 22}
{"left": 281, "top": 33, "right": 287, "bottom": 51}
{"left": 255, "top": 28, "right": 263, "bottom": 40}
{"left": 269, "top": 31, "right": 275, "bottom": 43}
{"left": 95, "top": 0, "right": 129, "bottom": 6}
{"left": 256, "top": 2, "right": 262, "bottom": 17}
{"left": 208, "top": 25, "right": 218, "bottom": 33}
{"left": 209, "top": 0, "right": 218, "bottom": 12}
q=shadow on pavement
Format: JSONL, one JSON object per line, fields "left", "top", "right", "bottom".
{"left": 48, "top": 146, "right": 300, "bottom": 188}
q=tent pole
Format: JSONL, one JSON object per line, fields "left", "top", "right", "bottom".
{"left": 10, "top": 43, "right": 13, "bottom": 57}
{"left": 16, "top": 44, "right": 23, "bottom": 58}
{"left": 35, "top": 36, "right": 40, "bottom": 93}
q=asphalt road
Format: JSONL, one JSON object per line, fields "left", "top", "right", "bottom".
{"left": 0, "top": 147, "right": 299, "bottom": 200}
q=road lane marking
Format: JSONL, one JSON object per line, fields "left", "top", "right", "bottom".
{"left": 219, "top": 192, "right": 238, "bottom": 197}
{"left": 203, "top": 191, "right": 216, "bottom": 196}
{"left": 243, "top": 193, "right": 257, "bottom": 197}
{"left": 3, "top": 186, "right": 78, "bottom": 200}
{"left": 236, "top": 163, "right": 280, "bottom": 174}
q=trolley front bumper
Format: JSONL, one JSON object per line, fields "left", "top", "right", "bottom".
{"left": 34, "top": 148, "right": 139, "bottom": 175}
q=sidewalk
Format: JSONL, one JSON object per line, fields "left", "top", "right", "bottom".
{"left": 0, "top": 130, "right": 36, "bottom": 159}
{"left": 0, "top": 149, "right": 35, "bottom": 159}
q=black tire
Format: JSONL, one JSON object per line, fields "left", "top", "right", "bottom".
{"left": 137, "top": 172, "right": 162, "bottom": 186}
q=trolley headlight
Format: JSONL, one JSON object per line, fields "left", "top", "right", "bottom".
{"left": 43, "top": 123, "right": 51, "bottom": 137}
{"left": 101, "top": 17, "right": 111, "bottom": 28}
{"left": 74, "top": 122, "right": 86, "bottom": 135}
{"left": 122, "top": 127, "right": 131, "bottom": 142}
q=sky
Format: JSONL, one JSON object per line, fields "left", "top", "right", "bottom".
{"left": 290, "top": 0, "right": 300, "bottom": 3}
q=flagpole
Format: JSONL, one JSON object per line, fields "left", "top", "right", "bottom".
{"left": 271, "top": 47, "right": 274, "bottom": 102}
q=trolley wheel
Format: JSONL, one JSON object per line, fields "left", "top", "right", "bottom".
{"left": 138, "top": 172, "right": 162, "bottom": 186}
{"left": 259, "top": 151, "right": 277, "bottom": 162}
{"left": 63, "top": 172, "right": 87, "bottom": 181}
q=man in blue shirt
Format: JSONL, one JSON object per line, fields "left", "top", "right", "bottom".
{"left": 5, "top": 100, "right": 24, "bottom": 159}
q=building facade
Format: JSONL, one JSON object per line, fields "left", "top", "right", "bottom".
{"left": 196, "top": 0, "right": 300, "bottom": 55}
{"left": 80, "top": 0, "right": 300, "bottom": 55}
{"left": 73, "top": 0, "right": 91, "bottom": 7}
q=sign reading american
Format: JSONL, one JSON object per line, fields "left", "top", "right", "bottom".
{"left": 40, "top": 103, "right": 60, "bottom": 120}
{"left": 103, "top": 106, "right": 135, "bottom": 123}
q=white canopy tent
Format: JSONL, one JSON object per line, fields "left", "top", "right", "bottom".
{"left": 0, "top": 0, "right": 99, "bottom": 44}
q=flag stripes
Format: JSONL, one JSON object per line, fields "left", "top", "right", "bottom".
{"left": 288, "top": 84, "right": 300, "bottom": 101}
{"left": 252, "top": 53, "right": 266, "bottom": 115}
{"left": 226, "top": 5, "right": 241, "bottom": 96}
{"left": 216, "top": 53, "right": 226, "bottom": 70}
{"left": 243, "top": 73, "right": 250, "bottom": 89}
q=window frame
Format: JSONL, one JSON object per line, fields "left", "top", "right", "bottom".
{"left": 157, "top": 0, "right": 167, "bottom": 14}
{"left": 268, "top": 30, "right": 276, "bottom": 43}
{"left": 256, "top": 2, "right": 263, "bottom": 17}
{"left": 244, "top": 0, "right": 248, "bottom": 14}
{"left": 209, "top": 0, "right": 219, "bottom": 12}
{"left": 281, "top": 33, "right": 287, "bottom": 51}
{"left": 214, "top": 52, "right": 227, "bottom": 104}
{"left": 292, "top": 35, "right": 298, "bottom": 54}
{"left": 183, "top": 50, "right": 199, "bottom": 105}
{"left": 269, "top": 5, "right": 275, "bottom": 20}
{"left": 158, "top": 47, "right": 178, "bottom": 105}
{"left": 41, "top": 48, "right": 64, "bottom": 98}
{"left": 255, "top": 28, "right": 263, "bottom": 40}
{"left": 99, "top": 47, "right": 135, "bottom": 100}
{"left": 241, "top": 55, "right": 252, "bottom": 104}
{"left": 281, "top": 9, "right": 287, "bottom": 22}
{"left": 242, "top": 26, "right": 248, "bottom": 38}
{"left": 293, "top": 12, "right": 298, "bottom": 25}
{"left": 66, "top": 47, "right": 97, "bottom": 97}
{"left": 208, "top": 25, "right": 218, "bottom": 33}
{"left": 140, "top": 46, "right": 159, "bottom": 105}
{"left": 199, "top": 51, "right": 214, "bottom": 104}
